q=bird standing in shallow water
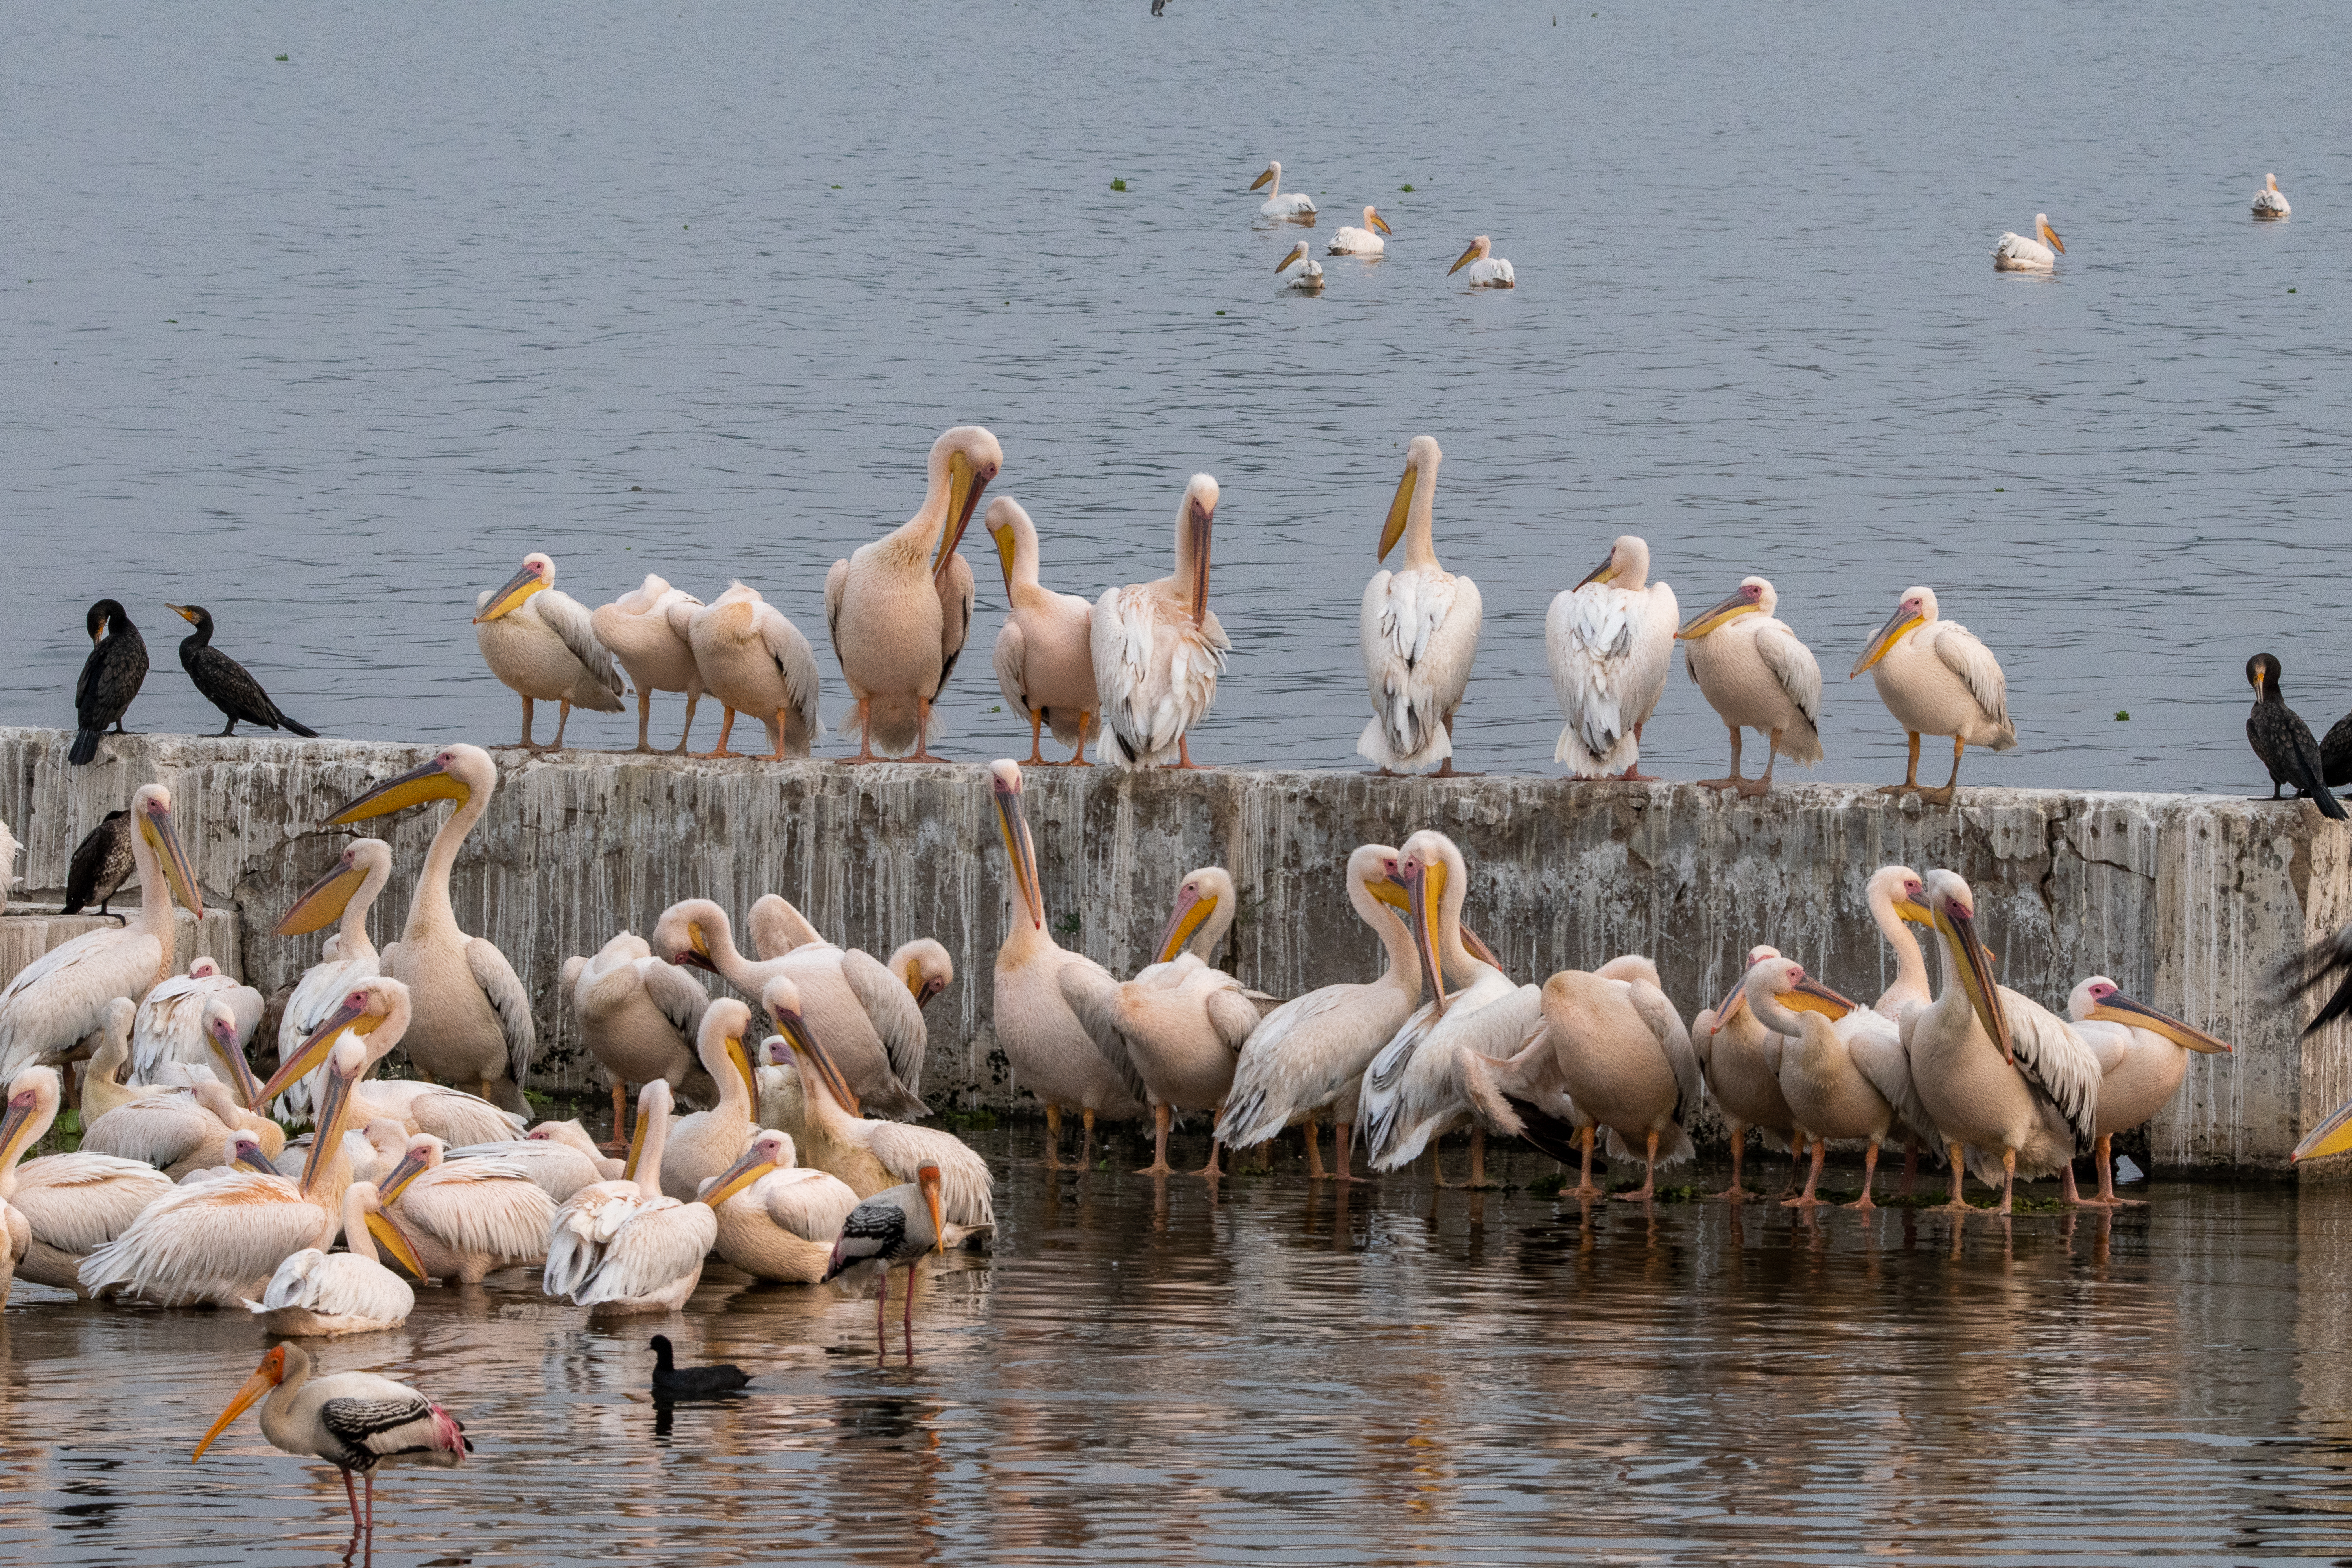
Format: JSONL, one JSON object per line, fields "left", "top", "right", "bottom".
{"left": 649, "top": 1334, "right": 750, "bottom": 1398}
{"left": 167, "top": 604, "right": 317, "bottom": 739}
{"left": 69, "top": 599, "right": 148, "bottom": 765}
{"left": 823, "top": 1163, "right": 946, "bottom": 1362}
{"left": 2245, "top": 654, "right": 2346, "bottom": 818}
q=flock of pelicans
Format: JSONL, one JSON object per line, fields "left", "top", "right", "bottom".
{"left": 4, "top": 734, "right": 2352, "bottom": 1551}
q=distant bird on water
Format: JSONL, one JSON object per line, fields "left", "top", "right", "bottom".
{"left": 1448, "top": 235, "right": 1515, "bottom": 288}
{"left": 166, "top": 604, "right": 317, "bottom": 740}
{"left": 1992, "top": 213, "right": 2064, "bottom": 271}
{"left": 648, "top": 1334, "right": 750, "bottom": 1398}
{"left": 70, "top": 600, "right": 148, "bottom": 765}
{"left": 62, "top": 810, "right": 134, "bottom": 919}
{"left": 1275, "top": 241, "right": 1325, "bottom": 293}
{"left": 1249, "top": 161, "right": 1316, "bottom": 221}
{"left": 2252, "top": 173, "right": 2290, "bottom": 220}
{"left": 2245, "top": 654, "right": 2346, "bottom": 819}
{"left": 1328, "top": 206, "right": 1393, "bottom": 256}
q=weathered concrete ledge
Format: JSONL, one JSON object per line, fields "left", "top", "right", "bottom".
{"left": 3, "top": 726, "right": 2345, "bottom": 1175}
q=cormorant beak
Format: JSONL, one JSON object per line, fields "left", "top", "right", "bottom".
{"left": 1934, "top": 898, "right": 2013, "bottom": 1065}
{"left": 192, "top": 1349, "right": 287, "bottom": 1460}
{"left": 700, "top": 1144, "right": 781, "bottom": 1208}
{"left": 276, "top": 857, "right": 369, "bottom": 936}
{"left": 328, "top": 756, "right": 468, "bottom": 825}
{"left": 992, "top": 771, "right": 1045, "bottom": 931}
{"left": 1851, "top": 605, "right": 1923, "bottom": 678}
{"left": 1678, "top": 589, "right": 1761, "bottom": 641}
{"left": 167, "top": 604, "right": 202, "bottom": 626}
{"left": 1154, "top": 885, "right": 1215, "bottom": 966}
{"left": 1378, "top": 460, "right": 1416, "bottom": 562}
{"left": 475, "top": 563, "right": 547, "bottom": 623}
{"left": 138, "top": 799, "right": 203, "bottom": 918}
{"left": 2088, "top": 993, "right": 2233, "bottom": 1054}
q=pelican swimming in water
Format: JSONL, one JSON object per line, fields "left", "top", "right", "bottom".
{"left": 828, "top": 425, "right": 1002, "bottom": 762}
{"left": 1093, "top": 474, "right": 1230, "bottom": 768}
{"left": 1216, "top": 844, "right": 1420, "bottom": 1181}
{"left": 988, "top": 496, "right": 1100, "bottom": 766}
{"left": 703, "top": 1129, "right": 862, "bottom": 1284}
{"left": 1677, "top": 575, "right": 1823, "bottom": 796}
{"left": 1850, "top": 586, "right": 2015, "bottom": 803}
{"left": 1328, "top": 206, "right": 1393, "bottom": 255}
{"left": 1249, "top": 160, "right": 1316, "bottom": 219}
{"left": 986, "top": 761, "right": 1145, "bottom": 1165}
{"left": 1693, "top": 945, "right": 1799, "bottom": 1200}
{"left": 271, "top": 838, "right": 393, "bottom": 1123}
{"left": 1275, "top": 241, "right": 1325, "bottom": 292}
{"left": 2063, "top": 977, "right": 2232, "bottom": 1205}
{"left": 1910, "top": 870, "right": 2101, "bottom": 1213}
{"left": 1359, "top": 436, "right": 1483, "bottom": 777}
{"left": 655, "top": 999, "right": 759, "bottom": 1203}
{"left": 0, "top": 1065, "right": 176, "bottom": 1296}
{"left": 687, "top": 581, "right": 823, "bottom": 760}
{"left": 131, "top": 956, "right": 262, "bottom": 1086}
{"left": 473, "top": 551, "right": 625, "bottom": 750}
{"left": 0, "top": 783, "right": 202, "bottom": 1083}
{"left": 562, "top": 931, "right": 714, "bottom": 1137}
{"left": 1739, "top": 957, "right": 1908, "bottom": 1209}
{"left": 376, "top": 1133, "right": 554, "bottom": 1284}
{"left": 243, "top": 1181, "right": 424, "bottom": 1336}
{"left": 321, "top": 745, "right": 536, "bottom": 1111}
{"left": 1448, "top": 235, "right": 1515, "bottom": 287}
{"left": 1548, "top": 535, "right": 1678, "bottom": 780}
{"left": 1991, "top": 213, "right": 2064, "bottom": 271}
{"left": 592, "top": 572, "right": 706, "bottom": 752}
{"left": 2252, "top": 173, "right": 2289, "bottom": 219}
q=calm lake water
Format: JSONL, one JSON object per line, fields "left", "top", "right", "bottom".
{"left": 4, "top": 1, "right": 2347, "bottom": 792}
{"left": 5, "top": 1129, "right": 2352, "bottom": 1565}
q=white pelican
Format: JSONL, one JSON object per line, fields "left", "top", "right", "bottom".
{"left": 703, "top": 1128, "right": 862, "bottom": 1284}
{"left": 543, "top": 1080, "right": 668, "bottom": 1295}
{"left": 562, "top": 930, "right": 713, "bottom": 1138}
{"left": 748, "top": 893, "right": 828, "bottom": 958}
{"left": 1547, "top": 535, "right": 1678, "bottom": 780}
{"left": 545, "top": 1081, "right": 721, "bottom": 1315}
{"left": 592, "top": 572, "right": 706, "bottom": 752}
{"left": 2063, "top": 977, "right": 2232, "bottom": 1205}
{"left": 1275, "top": 241, "right": 1325, "bottom": 292}
{"left": 1359, "top": 436, "right": 1483, "bottom": 776}
{"left": 1849, "top": 586, "right": 2015, "bottom": 803}
{"left": 1676, "top": 576, "right": 1822, "bottom": 796}
{"left": 988, "top": 496, "right": 1101, "bottom": 766}
{"left": 0, "top": 1065, "right": 176, "bottom": 1295}
{"left": 1359, "top": 831, "right": 1545, "bottom": 1188}
{"left": 192, "top": 1343, "right": 470, "bottom": 1553}
{"left": 657, "top": 998, "right": 759, "bottom": 1203}
{"left": 827, "top": 425, "right": 1002, "bottom": 762}
{"left": 131, "top": 956, "right": 261, "bottom": 1085}
{"left": 0, "top": 783, "right": 201, "bottom": 1081}
{"left": 243, "top": 1181, "right": 424, "bottom": 1336}
{"left": 81, "top": 997, "right": 162, "bottom": 1121}
{"left": 1911, "top": 870, "right": 2101, "bottom": 1213}
{"left": 1215, "top": 844, "right": 1418, "bottom": 1180}
{"left": 473, "top": 551, "right": 625, "bottom": 750}
{"left": 1249, "top": 160, "right": 1316, "bottom": 219}
{"left": 1736, "top": 957, "right": 1908, "bottom": 1208}
{"left": 686, "top": 580, "right": 823, "bottom": 760}
{"left": 257, "top": 975, "right": 526, "bottom": 1148}
{"left": 1093, "top": 474, "right": 1230, "bottom": 768}
{"left": 271, "top": 837, "right": 392, "bottom": 1123}
{"left": 323, "top": 745, "right": 536, "bottom": 1109}
{"left": 81, "top": 1075, "right": 284, "bottom": 1179}
{"left": 376, "top": 1132, "right": 554, "bottom": 1283}
{"left": 1865, "top": 865, "right": 1934, "bottom": 1018}
{"left": 821, "top": 1163, "right": 947, "bottom": 1361}
{"left": 1328, "top": 206, "right": 1392, "bottom": 255}
{"left": 1126, "top": 867, "right": 1282, "bottom": 1013}
{"left": 1991, "top": 213, "right": 2064, "bottom": 271}
{"left": 2252, "top": 173, "right": 2289, "bottom": 219}
{"left": 79, "top": 1032, "right": 370, "bottom": 1306}
{"left": 986, "top": 761, "right": 1145, "bottom": 1164}
{"left": 1448, "top": 235, "right": 1515, "bottom": 287}
{"left": 761, "top": 992, "right": 994, "bottom": 1228}
{"left": 1692, "top": 945, "right": 1799, "bottom": 1200}
{"left": 444, "top": 1120, "right": 614, "bottom": 1203}
{"left": 1519, "top": 953, "right": 1700, "bottom": 1199}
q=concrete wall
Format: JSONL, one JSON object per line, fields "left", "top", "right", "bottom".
{"left": 3, "top": 726, "right": 2344, "bottom": 1174}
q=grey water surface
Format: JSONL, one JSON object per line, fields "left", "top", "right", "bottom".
{"left": 4, "top": 1, "right": 2347, "bottom": 791}
{"left": 7, "top": 1131, "right": 2352, "bottom": 1565}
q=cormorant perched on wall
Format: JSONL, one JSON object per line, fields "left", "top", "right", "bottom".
{"left": 167, "top": 604, "right": 318, "bottom": 739}
{"left": 69, "top": 600, "right": 149, "bottom": 765}
{"left": 2323, "top": 706, "right": 2352, "bottom": 793}
{"left": 2246, "top": 653, "right": 2346, "bottom": 820}
{"left": 62, "top": 809, "right": 134, "bottom": 919}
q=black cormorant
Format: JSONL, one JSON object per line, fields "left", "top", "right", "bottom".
{"left": 648, "top": 1335, "right": 750, "bottom": 1398}
{"left": 167, "top": 604, "right": 318, "bottom": 739}
{"left": 69, "top": 600, "right": 148, "bottom": 765}
{"left": 2323, "top": 706, "right": 2352, "bottom": 793}
{"left": 62, "top": 809, "right": 134, "bottom": 919}
{"left": 2245, "top": 653, "right": 2346, "bottom": 820}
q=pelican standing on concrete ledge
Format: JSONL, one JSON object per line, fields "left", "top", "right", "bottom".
{"left": 688, "top": 582, "right": 823, "bottom": 760}
{"left": 1360, "top": 436, "right": 1483, "bottom": 777}
{"left": 1548, "top": 536, "right": 1677, "bottom": 780}
{"left": 592, "top": 573, "right": 705, "bottom": 753}
{"left": 1094, "top": 474, "right": 1230, "bottom": 768}
{"left": 828, "top": 426, "right": 1001, "bottom": 762}
{"left": 1677, "top": 576, "right": 1822, "bottom": 796}
{"left": 1850, "top": 586, "right": 2015, "bottom": 803}
{"left": 988, "top": 497, "right": 1100, "bottom": 766}
{"left": 474, "top": 553, "right": 625, "bottom": 750}
{"left": 323, "top": 745, "right": 536, "bottom": 1111}
{"left": 0, "top": 783, "right": 202, "bottom": 1082}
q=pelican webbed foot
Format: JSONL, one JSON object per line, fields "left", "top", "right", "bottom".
{"left": 1733, "top": 774, "right": 1774, "bottom": 798}
{"left": 1432, "top": 761, "right": 1482, "bottom": 778}
{"left": 1914, "top": 784, "right": 1958, "bottom": 806}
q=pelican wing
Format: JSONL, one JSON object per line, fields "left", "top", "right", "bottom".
{"left": 1547, "top": 584, "right": 1675, "bottom": 773}
{"left": 754, "top": 1167, "right": 862, "bottom": 1242}
{"left": 1753, "top": 619, "right": 1823, "bottom": 729}
{"left": 573, "top": 1201, "right": 715, "bottom": 1305}
{"left": 537, "top": 588, "right": 625, "bottom": 700}
{"left": 1058, "top": 960, "right": 1148, "bottom": 1106}
{"left": 992, "top": 619, "right": 1032, "bottom": 714}
{"left": 1925, "top": 620, "right": 2011, "bottom": 734}
{"left": 11, "top": 1153, "right": 174, "bottom": 1252}
{"left": 1997, "top": 987, "right": 2099, "bottom": 1152}
{"left": 0, "top": 929, "right": 168, "bottom": 1076}
{"left": 253, "top": 1250, "right": 414, "bottom": 1322}
{"left": 635, "top": 954, "right": 711, "bottom": 1041}
{"left": 859, "top": 1123, "right": 995, "bottom": 1228}
{"left": 398, "top": 1164, "right": 556, "bottom": 1262}
{"left": 76, "top": 1174, "right": 323, "bottom": 1305}
{"left": 406, "top": 1086, "right": 528, "bottom": 1145}
{"left": 1626, "top": 981, "right": 1703, "bottom": 1128}
{"left": 1360, "top": 569, "right": 1482, "bottom": 766}
{"left": 661, "top": 589, "right": 703, "bottom": 644}
{"left": 1201, "top": 980, "right": 1263, "bottom": 1056}
{"left": 1216, "top": 984, "right": 1386, "bottom": 1147}
{"left": 757, "top": 603, "right": 826, "bottom": 741}
{"left": 78, "top": 1098, "right": 212, "bottom": 1169}
{"left": 1842, "top": 1006, "right": 1939, "bottom": 1146}
{"left": 465, "top": 937, "right": 538, "bottom": 1085}
{"left": 823, "top": 558, "right": 849, "bottom": 661}
{"left": 840, "top": 947, "right": 930, "bottom": 1096}
{"left": 936, "top": 553, "right": 976, "bottom": 693}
